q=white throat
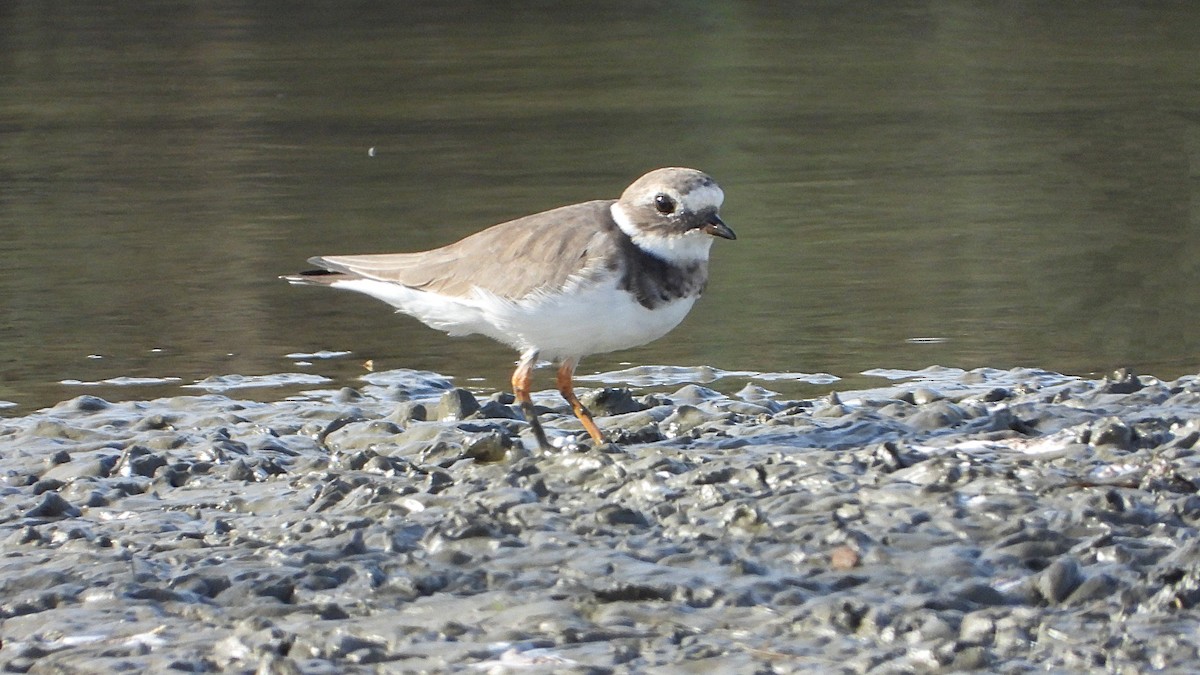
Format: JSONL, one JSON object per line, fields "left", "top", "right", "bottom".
{"left": 610, "top": 203, "right": 715, "bottom": 263}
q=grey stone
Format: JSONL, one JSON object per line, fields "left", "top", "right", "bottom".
{"left": 24, "top": 492, "right": 80, "bottom": 518}
{"left": 434, "top": 388, "right": 481, "bottom": 420}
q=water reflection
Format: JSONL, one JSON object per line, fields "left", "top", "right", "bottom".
{"left": 1, "top": 2, "right": 1198, "bottom": 412}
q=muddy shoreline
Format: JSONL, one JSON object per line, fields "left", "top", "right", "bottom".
{"left": 3, "top": 366, "right": 1200, "bottom": 673}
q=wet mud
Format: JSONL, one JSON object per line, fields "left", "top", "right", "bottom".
{"left": 3, "top": 366, "right": 1200, "bottom": 673}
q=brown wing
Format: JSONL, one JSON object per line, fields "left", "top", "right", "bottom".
{"left": 309, "top": 199, "right": 619, "bottom": 300}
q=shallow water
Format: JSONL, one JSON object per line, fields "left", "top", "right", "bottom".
{"left": 3, "top": 2, "right": 1200, "bottom": 413}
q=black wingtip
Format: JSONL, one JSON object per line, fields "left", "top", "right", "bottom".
{"left": 281, "top": 269, "right": 345, "bottom": 286}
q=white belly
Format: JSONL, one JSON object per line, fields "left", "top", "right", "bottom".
{"left": 331, "top": 275, "right": 698, "bottom": 360}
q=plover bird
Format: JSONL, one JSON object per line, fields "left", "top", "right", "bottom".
{"left": 285, "top": 167, "right": 734, "bottom": 448}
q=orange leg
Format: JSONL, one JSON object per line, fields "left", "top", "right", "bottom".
{"left": 556, "top": 359, "right": 606, "bottom": 445}
{"left": 512, "top": 351, "right": 551, "bottom": 449}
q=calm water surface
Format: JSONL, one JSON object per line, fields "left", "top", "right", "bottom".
{"left": 3, "top": 2, "right": 1199, "bottom": 413}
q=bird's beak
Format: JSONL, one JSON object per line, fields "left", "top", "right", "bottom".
{"left": 702, "top": 214, "right": 736, "bottom": 240}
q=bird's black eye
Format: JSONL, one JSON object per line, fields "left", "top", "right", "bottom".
{"left": 654, "top": 194, "right": 676, "bottom": 215}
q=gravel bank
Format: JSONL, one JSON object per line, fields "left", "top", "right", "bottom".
{"left": 4, "top": 366, "right": 1200, "bottom": 673}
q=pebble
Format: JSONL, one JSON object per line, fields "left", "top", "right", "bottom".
{"left": 1, "top": 366, "right": 1199, "bottom": 672}
{"left": 433, "top": 388, "right": 480, "bottom": 420}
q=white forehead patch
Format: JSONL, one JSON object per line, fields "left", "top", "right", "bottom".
{"left": 679, "top": 184, "right": 724, "bottom": 213}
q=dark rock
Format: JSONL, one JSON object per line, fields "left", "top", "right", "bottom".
{"left": 475, "top": 399, "right": 519, "bottom": 419}
{"left": 907, "top": 400, "right": 968, "bottom": 431}
{"left": 462, "top": 431, "right": 513, "bottom": 463}
{"left": 332, "top": 387, "right": 363, "bottom": 403}
{"left": 24, "top": 492, "right": 81, "bottom": 518}
{"left": 435, "top": 388, "right": 480, "bottom": 420}
{"left": 115, "top": 445, "right": 168, "bottom": 478}
{"left": 389, "top": 401, "right": 427, "bottom": 424}
{"left": 1036, "top": 558, "right": 1083, "bottom": 604}
{"left": 1102, "top": 368, "right": 1144, "bottom": 394}
{"left": 62, "top": 395, "right": 112, "bottom": 412}
{"left": 580, "top": 388, "right": 647, "bottom": 416}
{"left": 595, "top": 504, "right": 650, "bottom": 527}
{"left": 661, "top": 405, "right": 724, "bottom": 436}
